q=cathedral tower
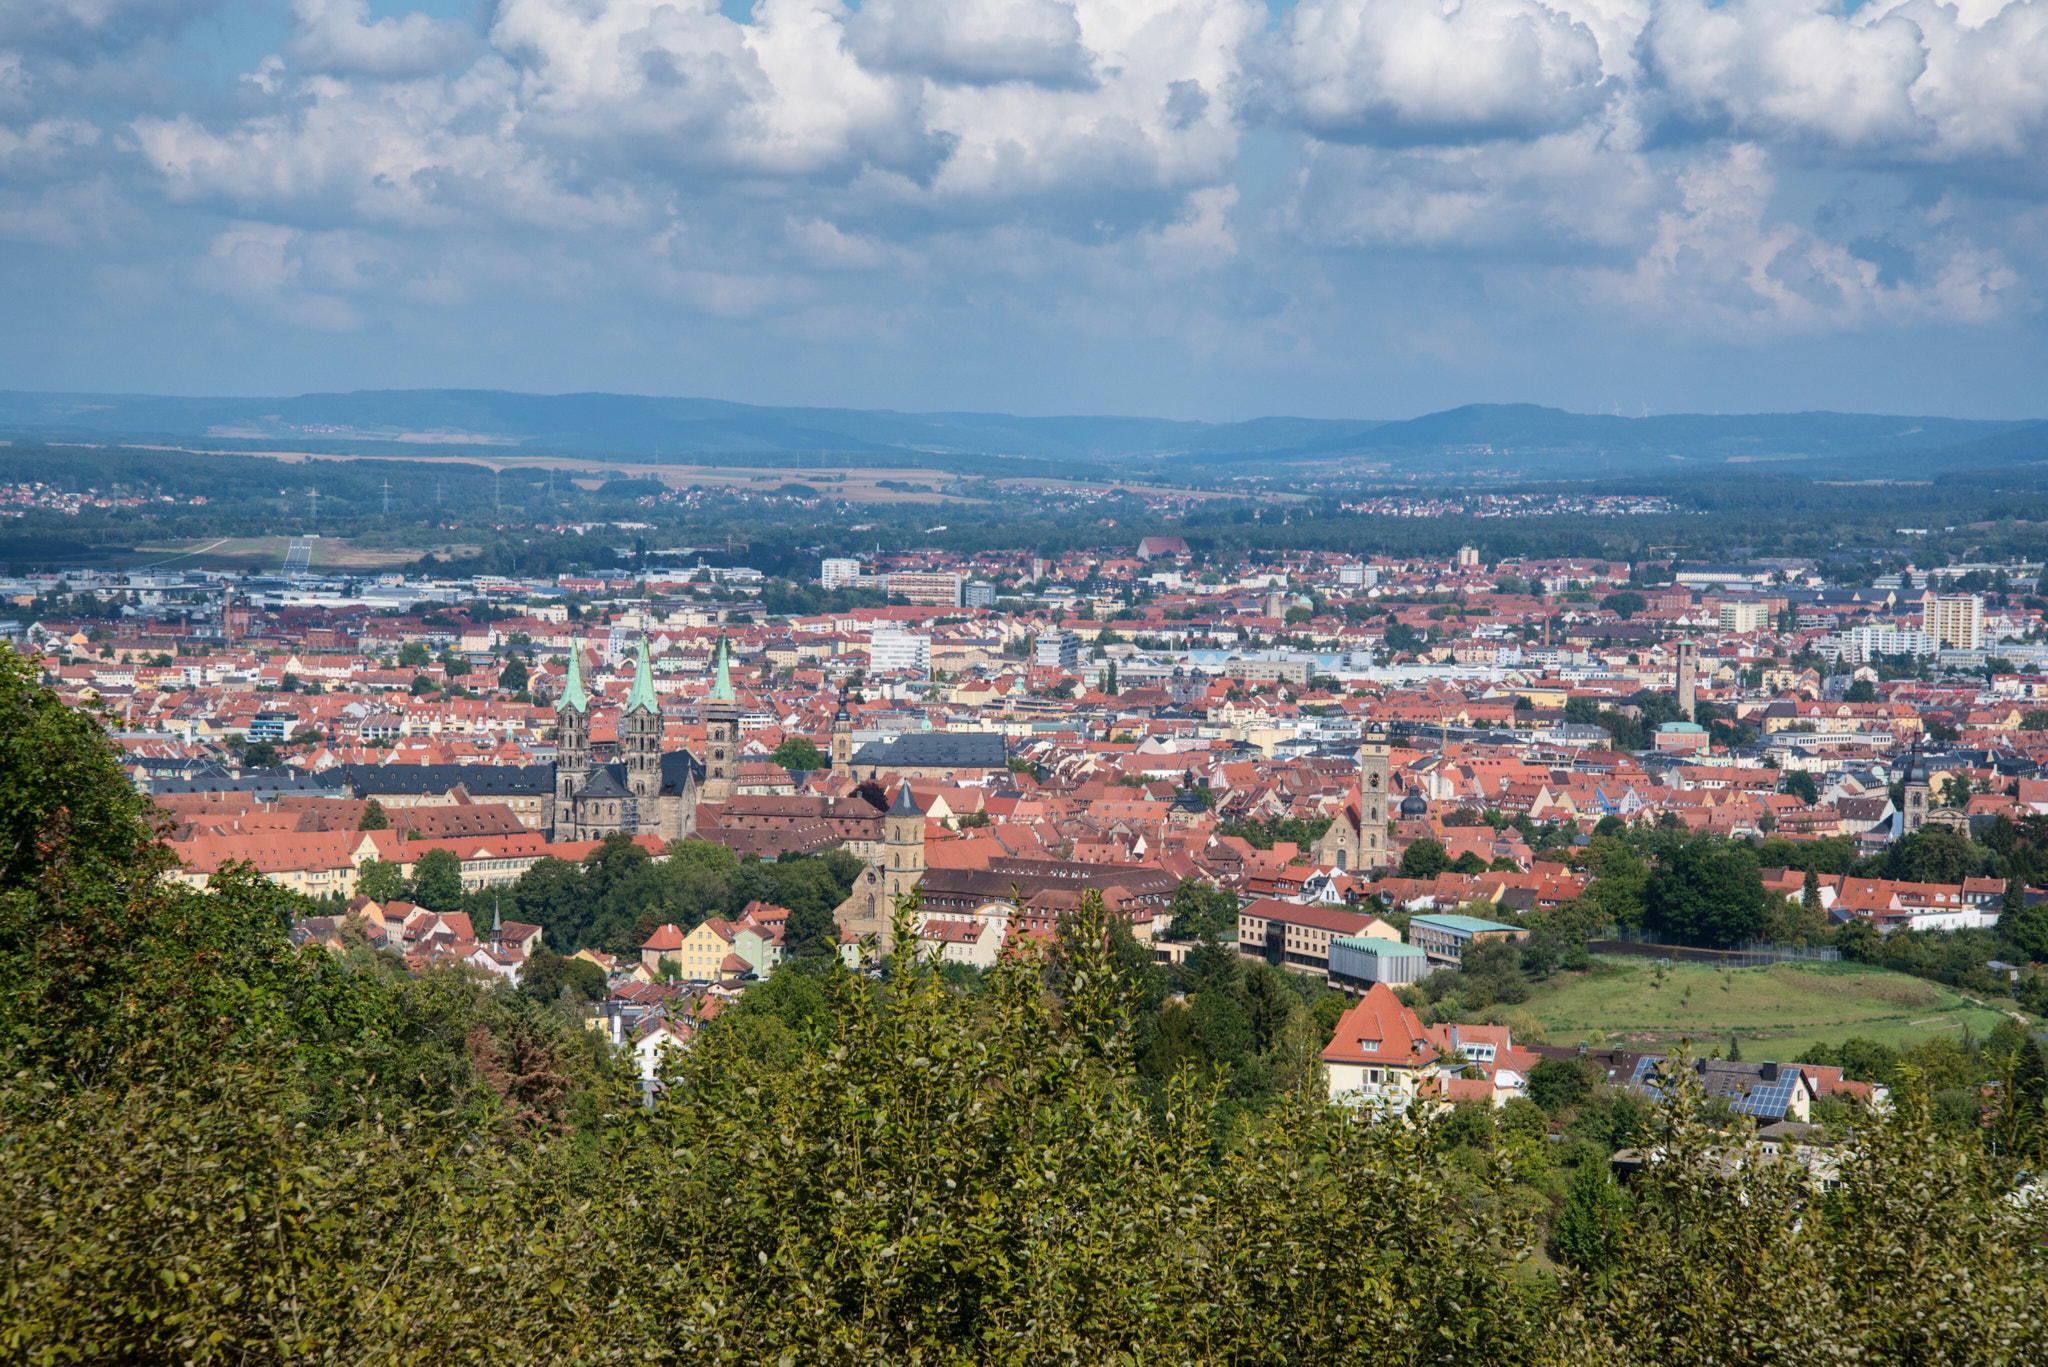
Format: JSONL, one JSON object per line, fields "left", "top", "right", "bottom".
{"left": 555, "top": 642, "right": 590, "bottom": 804}
{"left": 624, "top": 636, "right": 662, "bottom": 800}
{"left": 701, "top": 634, "right": 741, "bottom": 802}
{"left": 830, "top": 686, "right": 854, "bottom": 767}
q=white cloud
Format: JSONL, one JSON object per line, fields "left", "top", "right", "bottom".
{"left": 1276, "top": 0, "right": 1613, "bottom": 142}
{"left": 287, "top": 0, "right": 477, "bottom": 80}
{"left": 848, "top": 0, "right": 1095, "bottom": 87}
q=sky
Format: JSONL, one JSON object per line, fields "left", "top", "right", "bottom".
{"left": 2, "top": 0, "right": 2046, "bottom": 421}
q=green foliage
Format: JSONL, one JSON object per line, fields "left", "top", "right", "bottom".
{"left": 409, "top": 847, "right": 467, "bottom": 912}
{"left": 357, "top": 797, "right": 389, "bottom": 831}
{"left": 1552, "top": 1152, "right": 1631, "bottom": 1272}
{"left": 397, "top": 641, "right": 431, "bottom": 669}
{"left": 1213, "top": 813, "right": 1332, "bottom": 852}
{"left": 1644, "top": 836, "right": 1768, "bottom": 947}
{"left": 1400, "top": 838, "right": 1451, "bottom": 879}
{"left": 1601, "top": 591, "right": 1647, "bottom": 620}
{"left": 516, "top": 945, "right": 609, "bottom": 1004}
{"left": 770, "top": 735, "right": 826, "bottom": 770}
{"left": 1845, "top": 677, "right": 1878, "bottom": 703}
{"left": 1781, "top": 768, "right": 1819, "bottom": 805}
{"left": 497, "top": 655, "right": 529, "bottom": 692}
{"left": 1530, "top": 1057, "right": 1596, "bottom": 1114}
{"left": 1165, "top": 877, "right": 1239, "bottom": 941}
{"left": 355, "top": 858, "right": 407, "bottom": 903}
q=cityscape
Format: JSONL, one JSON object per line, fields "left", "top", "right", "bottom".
{"left": 8, "top": 0, "right": 2048, "bottom": 1353}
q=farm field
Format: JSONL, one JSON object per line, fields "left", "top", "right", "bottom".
{"left": 1525, "top": 957, "right": 2028, "bottom": 1061}
{"left": 122, "top": 536, "right": 479, "bottom": 572}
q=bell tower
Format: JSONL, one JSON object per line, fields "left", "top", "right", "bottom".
{"left": 830, "top": 686, "right": 854, "bottom": 767}
{"left": 1359, "top": 721, "right": 1390, "bottom": 868}
{"left": 702, "top": 634, "right": 740, "bottom": 802}
{"left": 555, "top": 643, "right": 590, "bottom": 805}
{"left": 624, "top": 636, "right": 662, "bottom": 800}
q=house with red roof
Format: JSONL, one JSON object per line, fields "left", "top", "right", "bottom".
{"left": 1320, "top": 983, "right": 1444, "bottom": 1108}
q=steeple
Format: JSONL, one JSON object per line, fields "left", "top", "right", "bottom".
{"left": 710, "top": 633, "right": 735, "bottom": 702}
{"left": 560, "top": 642, "right": 589, "bottom": 713}
{"left": 627, "top": 636, "right": 659, "bottom": 715}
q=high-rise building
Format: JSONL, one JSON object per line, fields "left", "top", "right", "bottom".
{"left": 883, "top": 571, "right": 962, "bottom": 607}
{"left": 1720, "top": 602, "right": 1771, "bottom": 633}
{"left": 1033, "top": 631, "right": 1079, "bottom": 670}
{"left": 1925, "top": 595, "right": 1983, "bottom": 651}
{"left": 963, "top": 581, "right": 995, "bottom": 609}
{"left": 1457, "top": 545, "right": 1481, "bottom": 568}
{"left": 820, "top": 557, "right": 862, "bottom": 590}
{"left": 869, "top": 630, "right": 931, "bottom": 676}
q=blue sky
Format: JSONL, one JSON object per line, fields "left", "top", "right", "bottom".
{"left": 3, "top": 0, "right": 2046, "bottom": 420}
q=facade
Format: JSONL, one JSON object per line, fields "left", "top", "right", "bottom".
{"left": 1224, "top": 657, "right": 1310, "bottom": 685}
{"left": 1235, "top": 897, "right": 1398, "bottom": 977}
{"left": 1034, "top": 631, "right": 1080, "bottom": 670}
{"left": 833, "top": 780, "right": 928, "bottom": 953}
{"left": 1328, "top": 936, "right": 1430, "bottom": 988}
{"left": 820, "top": 557, "right": 862, "bottom": 589}
{"left": 844, "top": 730, "right": 1009, "bottom": 781}
{"left": 1313, "top": 723, "right": 1391, "bottom": 871}
{"left": 1676, "top": 638, "right": 1699, "bottom": 718}
{"left": 963, "top": 581, "right": 996, "bottom": 608}
{"left": 1720, "top": 602, "right": 1771, "bottom": 633}
{"left": 1320, "top": 983, "right": 1445, "bottom": 1108}
{"left": 1925, "top": 594, "right": 1984, "bottom": 651}
{"left": 870, "top": 630, "right": 932, "bottom": 676}
{"left": 1407, "top": 913, "right": 1528, "bottom": 966}
{"left": 884, "top": 571, "right": 963, "bottom": 607}
{"left": 553, "top": 638, "right": 703, "bottom": 843}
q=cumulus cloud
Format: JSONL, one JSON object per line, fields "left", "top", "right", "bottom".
{"left": 1276, "top": 0, "right": 1613, "bottom": 142}
{"left": 2, "top": 0, "right": 2044, "bottom": 370}
{"left": 847, "top": 0, "right": 1096, "bottom": 87}
{"left": 286, "top": 0, "right": 477, "bottom": 80}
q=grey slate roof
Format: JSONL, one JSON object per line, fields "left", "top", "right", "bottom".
{"left": 848, "top": 732, "right": 1009, "bottom": 769}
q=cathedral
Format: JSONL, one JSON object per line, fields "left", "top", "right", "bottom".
{"left": 832, "top": 780, "right": 928, "bottom": 954}
{"left": 550, "top": 635, "right": 712, "bottom": 843}
{"left": 1313, "top": 721, "right": 1392, "bottom": 872}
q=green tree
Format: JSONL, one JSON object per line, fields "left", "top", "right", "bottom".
{"left": 1552, "top": 1153, "right": 1631, "bottom": 1272}
{"left": 782, "top": 895, "right": 841, "bottom": 960}
{"left": 498, "top": 655, "right": 530, "bottom": 692}
{"left": 1644, "top": 836, "right": 1768, "bottom": 947}
{"left": 398, "top": 640, "right": 431, "bottom": 669}
{"left": 1782, "top": 769, "right": 1819, "bottom": 805}
{"left": 410, "top": 847, "right": 466, "bottom": 911}
{"left": 2021, "top": 708, "right": 2048, "bottom": 732}
{"left": 518, "top": 945, "right": 608, "bottom": 1003}
{"left": 1529, "top": 1057, "right": 1595, "bottom": 1114}
{"left": 1845, "top": 677, "right": 1878, "bottom": 703}
{"left": 355, "top": 858, "right": 407, "bottom": 903}
{"left": 1400, "top": 838, "right": 1451, "bottom": 879}
{"left": 1601, "top": 591, "right": 1648, "bottom": 620}
{"left": 771, "top": 736, "right": 826, "bottom": 771}
{"left": 358, "top": 797, "right": 389, "bottom": 831}
{"left": 240, "top": 741, "right": 281, "bottom": 768}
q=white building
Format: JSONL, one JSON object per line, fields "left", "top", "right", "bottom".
{"left": 820, "top": 558, "right": 862, "bottom": 590}
{"left": 1033, "top": 631, "right": 1080, "bottom": 670}
{"left": 869, "top": 630, "right": 932, "bottom": 676}
{"left": 1925, "top": 595, "right": 1984, "bottom": 651}
{"left": 1820, "top": 624, "right": 1939, "bottom": 663}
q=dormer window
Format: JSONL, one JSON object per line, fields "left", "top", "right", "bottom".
{"left": 1359, "top": 1039, "right": 1379, "bottom": 1052}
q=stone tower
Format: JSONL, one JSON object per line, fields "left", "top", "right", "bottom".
{"left": 624, "top": 637, "right": 662, "bottom": 800}
{"left": 833, "top": 781, "right": 925, "bottom": 954}
{"left": 701, "top": 634, "right": 741, "bottom": 802}
{"left": 555, "top": 642, "right": 590, "bottom": 805}
{"left": 1676, "top": 638, "right": 1699, "bottom": 720}
{"left": 1358, "top": 720, "right": 1390, "bottom": 868}
{"left": 1902, "top": 748, "right": 1932, "bottom": 836}
{"left": 830, "top": 686, "right": 854, "bottom": 767}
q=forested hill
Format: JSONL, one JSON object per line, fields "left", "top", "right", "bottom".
{"left": 1, "top": 388, "right": 2039, "bottom": 479}
{"left": 5, "top": 648, "right": 2048, "bottom": 1362}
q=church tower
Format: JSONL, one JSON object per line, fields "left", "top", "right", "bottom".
{"left": 555, "top": 642, "right": 590, "bottom": 806}
{"left": 1676, "top": 638, "right": 1699, "bottom": 720}
{"left": 1358, "top": 721, "right": 1390, "bottom": 867}
{"left": 701, "top": 634, "right": 740, "bottom": 802}
{"left": 1902, "top": 747, "right": 1932, "bottom": 836}
{"left": 624, "top": 637, "right": 662, "bottom": 800}
{"left": 830, "top": 686, "right": 854, "bottom": 767}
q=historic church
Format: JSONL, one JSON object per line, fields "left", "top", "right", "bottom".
{"left": 551, "top": 635, "right": 732, "bottom": 844}
{"left": 1312, "top": 721, "right": 1393, "bottom": 872}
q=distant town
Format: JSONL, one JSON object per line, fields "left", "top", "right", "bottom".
{"left": 10, "top": 520, "right": 2048, "bottom": 1121}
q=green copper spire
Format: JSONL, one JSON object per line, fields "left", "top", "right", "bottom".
{"left": 710, "top": 633, "right": 735, "bottom": 702}
{"left": 627, "top": 636, "right": 659, "bottom": 715}
{"left": 559, "top": 642, "right": 589, "bottom": 713}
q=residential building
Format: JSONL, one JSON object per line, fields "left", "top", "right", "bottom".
{"left": 869, "top": 630, "right": 932, "bottom": 676}
{"left": 1320, "top": 983, "right": 1445, "bottom": 1108}
{"left": 884, "top": 571, "right": 962, "bottom": 607}
{"left": 1925, "top": 594, "right": 1983, "bottom": 651}
{"left": 1235, "top": 898, "right": 1398, "bottom": 977}
{"left": 820, "top": 557, "right": 862, "bottom": 589}
{"left": 1034, "top": 631, "right": 1080, "bottom": 670}
{"left": 1406, "top": 912, "right": 1528, "bottom": 966}
{"left": 1720, "top": 602, "right": 1771, "bottom": 633}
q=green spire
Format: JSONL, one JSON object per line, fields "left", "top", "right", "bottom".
{"left": 710, "top": 633, "right": 735, "bottom": 702}
{"left": 627, "top": 636, "right": 659, "bottom": 715}
{"left": 560, "top": 642, "right": 589, "bottom": 713}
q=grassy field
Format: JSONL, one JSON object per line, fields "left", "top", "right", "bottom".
{"left": 1524, "top": 957, "right": 2028, "bottom": 1061}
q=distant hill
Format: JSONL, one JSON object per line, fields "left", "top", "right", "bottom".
{"left": 0, "top": 390, "right": 2037, "bottom": 479}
